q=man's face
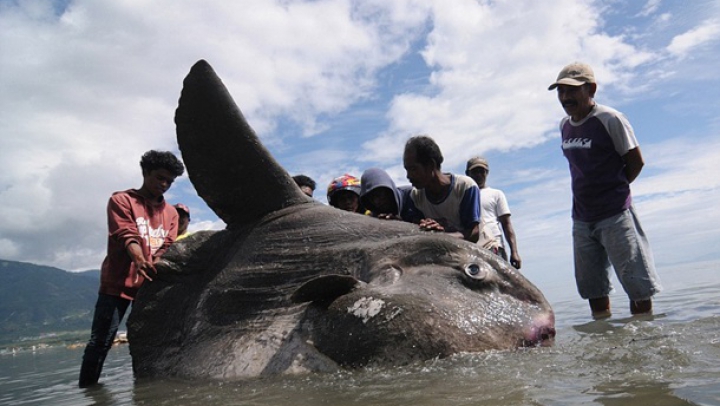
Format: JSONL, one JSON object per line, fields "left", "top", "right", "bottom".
{"left": 403, "top": 148, "right": 433, "bottom": 189}
{"left": 467, "top": 167, "right": 488, "bottom": 188}
{"left": 300, "top": 186, "right": 314, "bottom": 197}
{"left": 366, "top": 187, "right": 396, "bottom": 214}
{"left": 142, "top": 168, "right": 177, "bottom": 199}
{"left": 333, "top": 190, "right": 360, "bottom": 212}
{"left": 556, "top": 83, "right": 595, "bottom": 120}
{"left": 178, "top": 214, "right": 190, "bottom": 234}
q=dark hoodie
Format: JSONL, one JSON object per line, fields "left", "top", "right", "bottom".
{"left": 360, "top": 168, "right": 420, "bottom": 223}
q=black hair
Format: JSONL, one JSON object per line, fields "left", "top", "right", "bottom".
{"left": 175, "top": 206, "right": 190, "bottom": 219}
{"left": 140, "top": 150, "right": 185, "bottom": 177}
{"left": 292, "top": 174, "right": 316, "bottom": 191}
{"left": 405, "top": 135, "right": 443, "bottom": 169}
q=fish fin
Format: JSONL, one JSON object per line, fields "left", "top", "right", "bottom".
{"left": 175, "top": 60, "right": 311, "bottom": 227}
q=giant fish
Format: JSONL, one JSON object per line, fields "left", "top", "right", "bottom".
{"left": 127, "top": 60, "right": 556, "bottom": 380}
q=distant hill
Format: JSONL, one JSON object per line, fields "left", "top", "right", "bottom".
{"left": 0, "top": 259, "right": 99, "bottom": 345}
{"left": 78, "top": 269, "right": 101, "bottom": 280}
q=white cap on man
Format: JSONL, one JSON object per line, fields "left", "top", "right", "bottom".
{"left": 548, "top": 62, "right": 596, "bottom": 90}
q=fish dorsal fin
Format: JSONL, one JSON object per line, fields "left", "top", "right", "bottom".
{"left": 175, "top": 60, "right": 311, "bottom": 226}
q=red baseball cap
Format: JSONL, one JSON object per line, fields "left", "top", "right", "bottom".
{"left": 174, "top": 203, "right": 190, "bottom": 218}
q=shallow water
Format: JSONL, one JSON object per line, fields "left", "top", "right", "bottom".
{"left": 1, "top": 261, "right": 719, "bottom": 406}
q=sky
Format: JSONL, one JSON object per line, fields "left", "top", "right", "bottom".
{"left": 1, "top": 0, "right": 719, "bottom": 297}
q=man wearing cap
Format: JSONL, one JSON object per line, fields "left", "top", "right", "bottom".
{"left": 466, "top": 157, "right": 522, "bottom": 269}
{"left": 549, "top": 62, "right": 662, "bottom": 319}
{"left": 327, "top": 174, "right": 365, "bottom": 213}
{"left": 174, "top": 203, "right": 191, "bottom": 241}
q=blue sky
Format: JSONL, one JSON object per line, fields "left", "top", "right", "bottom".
{"left": 1, "top": 0, "right": 719, "bottom": 299}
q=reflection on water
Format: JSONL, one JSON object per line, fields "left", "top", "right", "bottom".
{"left": 590, "top": 379, "right": 698, "bottom": 406}
{"left": 2, "top": 261, "right": 720, "bottom": 406}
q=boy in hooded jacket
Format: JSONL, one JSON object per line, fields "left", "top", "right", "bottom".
{"left": 360, "top": 167, "right": 421, "bottom": 223}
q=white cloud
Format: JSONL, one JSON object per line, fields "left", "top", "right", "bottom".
{"left": 0, "top": 0, "right": 424, "bottom": 270}
{"left": 639, "top": 0, "right": 662, "bottom": 17}
{"left": 0, "top": 238, "right": 19, "bottom": 259}
{"left": 361, "top": 0, "right": 658, "bottom": 167}
{"left": 666, "top": 19, "right": 720, "bottom": 57}
{"left": 187, "top": 219, "right": 225, "bottom": 235}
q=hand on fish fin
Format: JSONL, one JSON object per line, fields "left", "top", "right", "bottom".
{"left": 291, "top": 275, "right": 366, "bottom": 304}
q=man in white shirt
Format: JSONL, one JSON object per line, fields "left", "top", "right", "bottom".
{"left": 466, "top": 156, "right": 522, "bottom": 269}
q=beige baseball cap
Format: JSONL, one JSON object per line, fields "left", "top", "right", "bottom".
{"left": 466, "top": 156, "right": 489, "bottom": 172}
{"left": 548, "top": 62, "right": 595, "bottom": 90}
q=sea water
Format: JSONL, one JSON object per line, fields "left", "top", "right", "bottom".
{"left": 1, "top": 261, "right": 719, "bottom": 406}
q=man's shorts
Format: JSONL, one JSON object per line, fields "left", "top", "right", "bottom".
{"left": 572, "top": 206, "right": 662, "bottom": 301}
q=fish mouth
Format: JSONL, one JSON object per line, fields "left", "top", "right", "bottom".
{"left": 520, "top": 313, "right": 556, "bottom": 347}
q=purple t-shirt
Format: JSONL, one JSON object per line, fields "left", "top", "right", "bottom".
{"left": 560, "top": 104, "right": 639, "bottom": 222}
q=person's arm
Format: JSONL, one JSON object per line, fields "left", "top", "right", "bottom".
{"left": 463, "top": 222, "right": 480, "bottom": 243}
{"left": 127, "top": 241, "right": 156, "bottom": 281}
{"left": 400, "top": 190, "right": 424, "bottom": 224}
{"left": 498, "top": 214, "right": 521, "bottom": 269}
{"left": 623, "top": 147, "right": 644, "bottom": 183}
{"left": 418, "top": 218, "right": 469, "bottom": 240}
{"left": 107, "top": 194, "right": 156, "bottom": 281}
{"left": 604, "top": 112, "right": 643, "bottom": 183}
{"left": 458, "top": 183, "right": 481, "bottom": 243}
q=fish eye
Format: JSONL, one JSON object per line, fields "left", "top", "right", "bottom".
{"left": 464, "top": 263, "right": 486, "bottom": 280}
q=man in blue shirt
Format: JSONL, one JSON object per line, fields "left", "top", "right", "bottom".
{"left": 402, "top": 135, "right": 481, "bottom": 243}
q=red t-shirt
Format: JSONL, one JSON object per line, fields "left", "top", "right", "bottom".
{"left": 99, "top": 189, "right": 178, "bottom": 300}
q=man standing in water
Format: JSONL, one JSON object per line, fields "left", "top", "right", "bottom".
{"left": 549, "top": 62, "right": 662, "bottom": 319}
{"left": 79, "top": 150, "right": 184, "bottom": 388}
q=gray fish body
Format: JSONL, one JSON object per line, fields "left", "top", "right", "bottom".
{"left": 127, "top": 61, "right": 555, "bottom": 380}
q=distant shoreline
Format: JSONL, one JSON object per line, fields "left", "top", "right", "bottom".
{"left": 0, "top": 329, "right": 128, "bottom": 355}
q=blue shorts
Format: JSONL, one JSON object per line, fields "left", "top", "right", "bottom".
{"left": 572, "top": 206, "right": 662, "bottom": 301}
